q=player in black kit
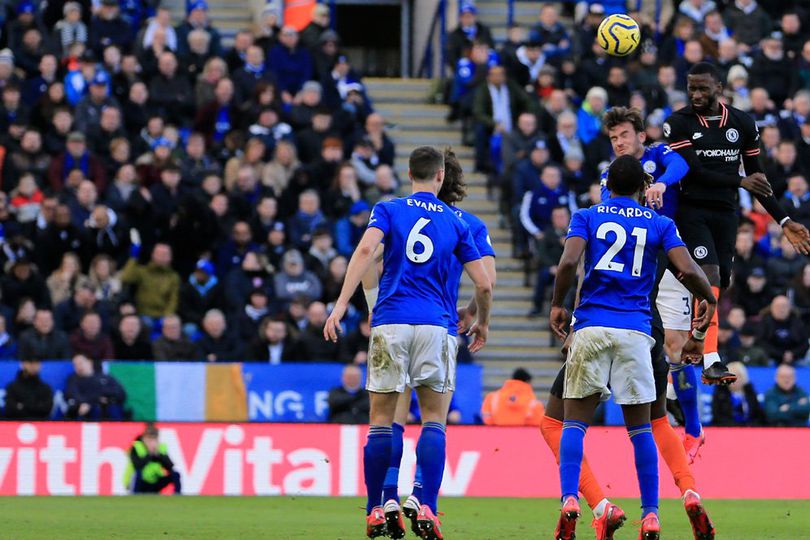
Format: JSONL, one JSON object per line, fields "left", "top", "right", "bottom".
{"left": 664, "top": 62, "right": 810, "bottom": 385}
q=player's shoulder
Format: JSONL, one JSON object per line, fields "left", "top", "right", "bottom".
{"left": 646, "top": 142, "right": 671, "bottom": 156}
{"left": 454, "top": 206, "right": 487, "bottom": 230}
{"left": 725, "top": 103, "right": 756, "bottom": 127}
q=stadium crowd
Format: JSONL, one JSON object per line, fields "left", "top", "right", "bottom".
{"left": 0, "top": 0, "right": 395, "bottom": 377}
{"left": 447, "top": 1, "right": 810, "bottom": 373}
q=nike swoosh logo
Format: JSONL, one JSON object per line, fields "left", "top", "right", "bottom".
{"left": 692, "top": 133, "right": 703, "bottom": 140}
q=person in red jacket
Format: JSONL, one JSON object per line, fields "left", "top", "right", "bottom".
{"left": 481, "top": 367, "right": 545, "bottom": 426}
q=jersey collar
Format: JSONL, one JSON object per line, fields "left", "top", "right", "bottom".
{"left": 410, "top": 191, "right": 440, "bottom": 201}
{"left": 693, "top": 101, "right": 729, "bottom": 129}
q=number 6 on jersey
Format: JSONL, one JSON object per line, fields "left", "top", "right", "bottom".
{"left": 406, "top": 218, "right": 434, "bottom": 263}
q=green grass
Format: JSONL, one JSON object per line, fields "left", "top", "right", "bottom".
{"left": 1, "top": 496, "right": 808, "bottom": 539}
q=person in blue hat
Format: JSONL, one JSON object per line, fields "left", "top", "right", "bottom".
{"left": 178, "top": 258, "right": 226, "bottom": 332}
{"left": 8, "top": 2, "right": 38, "bottom": 51}
{"left": 176, "top": 0, "right": 222, "bottom": 57}
{"left": 74, "top": 69, "right": 120, "bottom": 133}
{"left": 446, "top": 2, "right": 494, "bottom": 69}
{"left": 334, "top": 199, "right": 371, "bottom": 256}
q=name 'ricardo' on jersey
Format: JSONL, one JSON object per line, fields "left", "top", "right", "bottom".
{"left": 664, "top": 102, "right": 760, "bottom": 211}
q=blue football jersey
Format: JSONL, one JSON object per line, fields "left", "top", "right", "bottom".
{"left": 445, "top": 207, "right": 496, "bottom": 336}
{"left": 568, "top": 196, "right": 686, "bottom": 334}
{"left": 600, "top": 143, "right": 688, "bottom": 219}
{"left": 368, "top": 192, "right": 482, "bottom": 328}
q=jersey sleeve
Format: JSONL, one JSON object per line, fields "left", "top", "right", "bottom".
{"left": 566, "top": 209, "right": 589, "bottom": 240}
{"left": 367, "top": 202, "right": 390, "bottom": 236}
{"left": 472, "top": 221, "right": 496, "bottom": 258}
{"left": 656, "top": 144, "right": 689, "bottom": 187}
{"left": 663, "top": 114, "right": 692, "bottom": 152}
{"left": 454, "top": 225, "right": 482, "bottom": 265}
{"left": 659, "top": 216, "right": 686, "bottom": 253}
{"left": 740, "top": 113, "right": 761, "bottom": 158}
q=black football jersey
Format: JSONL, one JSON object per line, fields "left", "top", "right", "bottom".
{"left": 664, "top": 102, "right": 760, "bottom": 210}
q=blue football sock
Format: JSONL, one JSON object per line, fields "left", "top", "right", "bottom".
{"left": 411, "top": 465, "right": 423, "bottom": 502}
{"left": 559, "top": 420, "right": 588, "bottom": 501}
{"left": 364, "top": 425, "right": 393, "bottom": 514}
{"left": 382, "top": 423, "right": 404, "bottom": 504}
{"left": 416, "top": 421, "right": 446, "bottom": 513}
{"left": 627, "top": 423, "right": 659, "bottom": 518}
{"left": 671, "top": 363, "right": 702, "bottom": 437}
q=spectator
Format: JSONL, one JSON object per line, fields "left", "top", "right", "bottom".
{"left": 234, "top": 288, "right": 270, "bottom": 342}
{"left": 90, "top": 0, "right": 133, "bottom": 55}
{"left": 528, "top": 205, "right": 570, "bottom": 317}
{"left": 18, "top": 308, "right": 71, "bottom": 360}
{"left": 446, "top": 2, "right": 494, "bottom": 69}
{"left": 790, "top": 263, "right": 810, "bottom": 326}
{"left": 737, "top": 322, "right": 770, "bottom": 366}
{"left": 232, "top": 45, "right": 274, "bottom": 103}
{"left": 756, "top": 295, "right": 809, "bottom": 364}
{"left": 54, "top": 283, "right": 110, "bottom": 334}
{"left": 577, "top": 86, "right": 607, "bottom": 145}
{"left": 246, "top": 317, "right": 293, "bottom": 363}
{"left": 782, "top": 175, "right": 810, "bottom": 229}
{"left": 198, "top": 308, "right": 241, "bottom": 361}
{"left": 113, "top": 313, "right": 153, "bottom": 360}
{"left": 767, "top": 235, "right": 807, "bottom": 295}
{"left": 65, "top": 353, "right": 127, "bottom": 420}
{"left": 267, "top": 26, "right": 314, "bottom": 104}
{"left": 262, "top": 140, "right": 299, "bottom": 195}
{"left": 764, "top": 364, "right": 810, "bottom": 426}
{"left": 287, "top": 189, "right": 327, "bottom": 250}
{"left": 179, "top": 259, "right": 226, "bottom": 329}
{"left": 300, "top": 4, "right": 332, "bottom": 52}
{"left": 749, "top": 33, "right": 796, "bottom": 107}
{"left": 148, "top": 52, "right": 193, "bottom": 126}
{"left": 75, "top": 72, "right": 120, "bottom": 134}
{"left": 738, "top": 267, "right": 772, "bottom": 317}
{"left": 520, "top": 165, "right": 572, "bottom": 241}
{"left": 364, "top": 113, "right": 394, "bottom": 167}
{"left": 53, "top": 2, "right": 88, "bottom": 54}
{"left": 69, "top": 311, "right": 114, "bottom": 368}
{"left": 327, "top": 364, "right": 369, "bottom": 424}
{"left": 47, "top": 132, "right": 107, "bottom": 194}
{"left": 472, "top": 65, "right": 532, "bottom": 173}
{"left": 364, "top": 165, "right": 397, "bottom": 206}
{"left": 46, "top": 252, "right": 90, "bottom": 306}
{"left": 711, "top": 362, "right": 766, "bottom": 426}
{"left": 723, "top": 0, "right": 771, "bottom": 48}
{"left": 120, "top": 243, "right": 180, "bottom": 322}
{"left": 293, "top": 301, "right": 338, "bottom": 361}
{"left": 334, "top": 201, "right": 370, "bottom": 257}
{"left": 481, "top": 368, "right": 545, "bottom": 426}
{"left": 126, "top": 423, "right": 182, "bottom": 494}
{"left": 4, "top": 359, "right": 53, "bottom": 419}
{"left": 176, "top": 1, "right": 222, "bottom": 58}
{"left": 152, "top": 314, "right": 200, "bottom": 361}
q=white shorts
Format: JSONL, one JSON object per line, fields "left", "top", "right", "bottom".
{"left": 367, "top": 325, "right": 457, "bottom": 394}
{"left": 656, "top": 269, "right": 693, "bottom": 332}
{"left": 564, "top": 326, "right": 657, "bottom": 405}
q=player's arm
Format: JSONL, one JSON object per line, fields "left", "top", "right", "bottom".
{"left": 549, "top": 236, "right": 586, "bottom": 340}
{"left": 462, "top": 258, "right": 493, "bottom": 353}
{"left": 324, "top": 227, "right": 384, "bottom": 342}
{"left": 361, "top": 244, "right": 384, "bottom": 312}
{"left": 646, "top": 147, "right": 689, "bottom": 209}
{"left": 459, "top": 255, "right": 496, "bottom": 333}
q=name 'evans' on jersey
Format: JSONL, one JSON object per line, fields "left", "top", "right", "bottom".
{"left": 367, "top": 192, "right": 481, "bottom": 329}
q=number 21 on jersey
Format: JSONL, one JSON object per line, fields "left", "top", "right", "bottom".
{"left": 594, "top": 222, "right": 647, "bottom": 277}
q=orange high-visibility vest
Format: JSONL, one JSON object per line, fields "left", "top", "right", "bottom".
{"left": 481, "top": 379, "right": 545, "bottom": 426}
{"left": 284, "top": 0, "right": 317, "bottom": 31}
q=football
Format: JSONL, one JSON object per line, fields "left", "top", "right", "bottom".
{"left": 597, "top": 14, "right": 641, "bottom": 57}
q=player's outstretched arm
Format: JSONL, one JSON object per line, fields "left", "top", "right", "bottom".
{"left": 458, "top": 255, "right": 497, "bottom": 333}
{"left": 324, "top": 228, "right": 384, "bottom": 342}
{"left": 549, "top": 237, "right": 586, "bottom": 340}
{"left": 462, "top": 258, "right": 493, "bottom": 353}
{"left": 667, "top": 245, "right": 717, "bottom": 331}
{"left": 360, "top": 244, "right": 384, "bottom": 313}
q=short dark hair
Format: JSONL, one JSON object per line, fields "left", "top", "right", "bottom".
{"left": 607, "top": 155, "right": 647, "bottom": 196}
{"left": 603, "top": 106, "right": 645, "bottom": 134}
{"left": 408, "top": 146, "right": 444, "bottom": 182}
{"left": 688, "top": 62, "right": 721, "bottom": 83}
{"left": 512, "top": 368, "right": 532, "bottom": 383}
{"left": 438, "top": 147, "right": 467, "bottom": 204}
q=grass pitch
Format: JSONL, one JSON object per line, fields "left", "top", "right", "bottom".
{"left": 2, "top": 496, "right": 807, "bottom": 539}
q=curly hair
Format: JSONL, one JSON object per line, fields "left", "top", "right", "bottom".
{"left": 603, "top": 106, "right": 645, "bottom": 134}
{"left": 438, "top": 147, "right": 467, "bottom": 204}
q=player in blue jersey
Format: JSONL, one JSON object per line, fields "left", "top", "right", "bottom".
{"left": 601, "top": 107, "right": 708, "bottom": 462}
{"left": 549, "top": 155, "right": 717, "bottom": 540}
{"left": 373, "top": 149, "right": 497, "bottom": 539}
{"left": 323, "top": 146, "right": 493, "bottom": 540}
